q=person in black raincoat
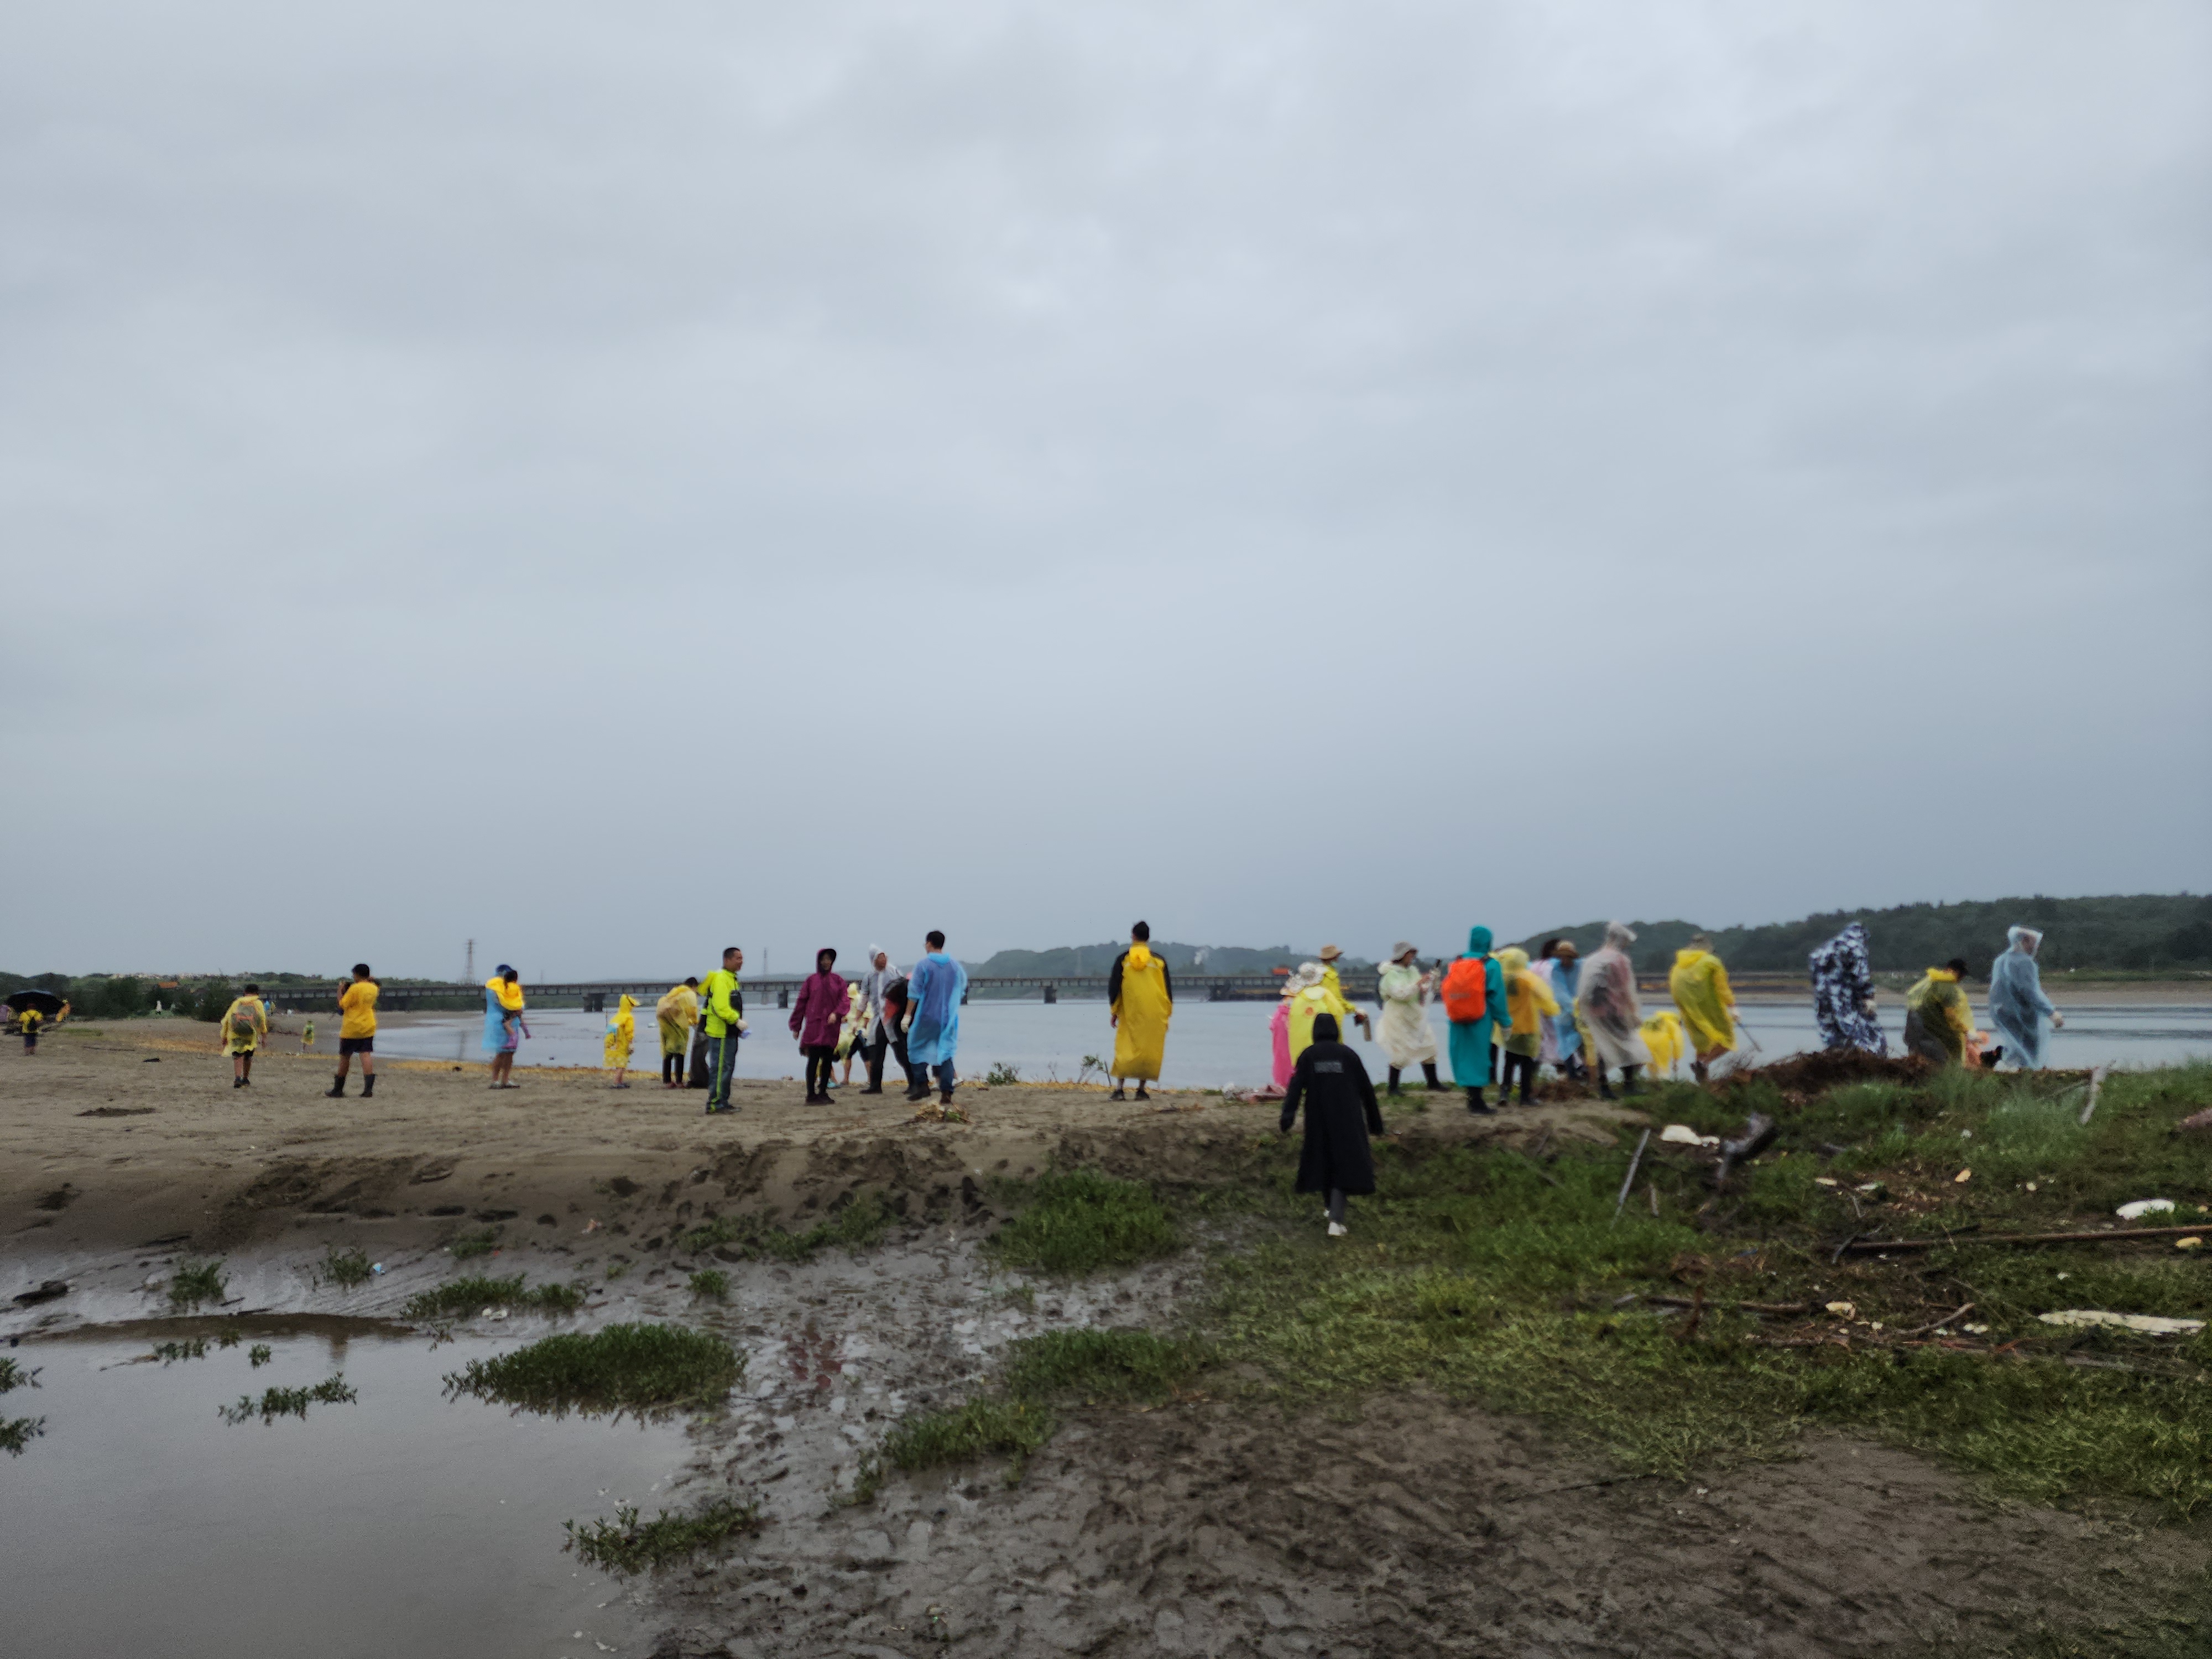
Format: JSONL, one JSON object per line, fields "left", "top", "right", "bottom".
{"left": 1279, "top": 1013, "right": 1387, "bottom": 1238}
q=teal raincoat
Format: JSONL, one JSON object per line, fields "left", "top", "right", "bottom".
{"left": 1446, "top": 925, "right": 1509, "bottom": 1088}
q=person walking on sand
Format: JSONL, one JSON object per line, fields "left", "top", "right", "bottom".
{"left": 1668, "top": 933, "right": 1738, "bottom": 1081}
{"left": 701, "top": 947, "right": 747, "bottom": 1113}
{"left": 602, "top": 994, "right": 637, "bottom": 1089}
{"left": 1494, "top": 946, "right": 1559, "bottom": 1106}
{"left": 1315, "top": 946, "right": 1372, "bottom": 1040}
{"left": 791, "top": 948, "right": 849, "bottom": 1104}
{"left": 835, "top": 983, "right": 868, "bottom": 1088}
{"left": 1109, "top": 921, "right": 1174, "bottom": 1101}
{"left": 1280, "top": 1013, "right": 1387, "bottom": 1239}
{"left": 1441, "top": 927, "right": 1508, "bottom": 1114}
{"left": 902, "top": 931, "right": 967, "bottom": 1105}
{"left": 222, "top": 983, "right": 269, "bottom": 1088}
{"left": 1578, "top": 922, "right": 1650, "bottom": 1099}
{"left": 1267, "top": 976, "right": 1297, "bottom": 1094}
{"left": 875, "top": 965, "right": 918, "bottom": 1096}
{"left": 483, "top": 966, "right": 526, "bottom": 1088}
{"left": 856, "top": 947, "right": 900, "bottom": 1094}
{"left": 656, "top": 978, "right": 700, "bottom": 1088}
{"left": 1376, "top": 943, "right": 1443, "bottom": 1096}
{"left": 326, "top": 963, "right": 379, "bottom": 1099}
{"left": 1987, "top": 927, "right": 2063, "bottom": 1070}
{"left": 1904, "top": 959, "right": 1974, "bottom": 1067}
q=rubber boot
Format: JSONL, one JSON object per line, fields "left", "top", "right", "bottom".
{"left": 361, "top": 1074, "right": 375, "bottom": 1099}
{"left": 325, "top": 1076, "right": 345, "bottom": 1099}
{"left": 1386, "top": 1067, "right": 1402, "bottom": 1097}
{"left": 938, "top": 1088, "right": 955, "bottom": 1107}
{"left": 1466, "top": 1088, "right": 1494, "bottom": 1117}
{"left": 1422, "top": 1062, "right": 1444, "bottom": 1091}
{"left": 1598, "top": 1069, "right": 1616, "bottom": 1101}
{"left": 1623, "top": 1065, "right": 1643, "bottom": 1097}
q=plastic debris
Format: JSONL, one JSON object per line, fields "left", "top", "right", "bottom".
{"left": 2177, "top": 1237, "right": 2204, "bottom": 1251}
{"left": 1954, "top": 1168, "right": 1973, "bottom": 1184}
{"left": 1659, "top": 1124, "right": 1718, "bottom": 1147}
{"left": 1814, "top": 1177, "right": 1839, "bottom": 1188}
{"left": 2038, "top": 1310, "right": 2204, "bottom": 1337}
{"left": 2116, "top": 1199, "right": 2177, "bottom": 1220}
{"left": 1824, "top": 1301, "right": 1856, "bottom": 1318}
{"left": 1963, "top": 1322, "right": 1990, "bottom": 1334}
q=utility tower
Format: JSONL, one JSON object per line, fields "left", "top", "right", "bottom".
{"left": 465, "top": 939, "right": 475, "bottom": 983}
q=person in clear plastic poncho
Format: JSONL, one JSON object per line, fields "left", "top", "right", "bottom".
{"left": 1375, "top": 942, "right": 1442, "bottom": 1096}
{"left": 1987, "top": 927, "right": 2063, "bottom": 1070}
{"left": 1809, "top": 923, "right": 1885, "bottom": 1055}
{"left": 1575, "top": 922, "right": 1649, "bottom": 1099}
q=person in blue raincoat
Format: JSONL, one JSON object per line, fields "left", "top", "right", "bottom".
{"left": 902, "top": 929, "right": 967, "bottom": 1105}
{"left": 1444, "top": 925, "right": 1510, "bottom": 1115}
{"left": 1987, "top": 926, "right": 2063, "bottom": 1070}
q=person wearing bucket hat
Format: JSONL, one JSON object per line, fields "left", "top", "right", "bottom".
{"left": 1315, "top": 946, "right": 1371, "bottom": 1040}
{"left": 1376, "top": 942, "right": 1443, "bottom": 1095}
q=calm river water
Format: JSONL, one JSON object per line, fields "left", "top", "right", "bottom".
{"left": 371, "top": 997, "right": 2211, "bottom": 1088}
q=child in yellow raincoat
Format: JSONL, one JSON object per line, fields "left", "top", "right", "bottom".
{"left": 1640, "top": 1010, "right": 1687, "bottom": 1079}
{"left": 1667, "top": 936, "right": 1736, "bottom": 1080}
{"left": 1493, "top": 947, "right": 1559, "bottom": 1105}
{"left": 603, "top": 994, "right": 636, "bottom": 1089}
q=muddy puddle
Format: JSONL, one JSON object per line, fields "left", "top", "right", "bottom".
{"left": 1, "top": 1316, "right": 682, "bottom": 1658}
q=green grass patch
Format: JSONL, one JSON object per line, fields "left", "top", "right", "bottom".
{"left": 219, "top": 1374, "right": 357, "bottom": 1425}
{"left": 563, "top": 1497, "right": 761, "bottom": 1574}
{"left": 400, "top": 1275, "right": 583, "bottom": 1320}
{"left": 315, "top": 1246, "right": 374, "bottom": 1290}
{"left": 448, "top": 1229, "right": 500, "bottom": 1261}
{"left": 1000, "top": 1327, "right": 1204, "bottom": 1404}
{"left": 855, "top": 1398, "right": 1056, "bottom": 1501}
{"left": 986, "top": 1170, "right": 1180, "bottom": 1274}
{"left": 153, "top": 1339, "right": 208, "bottom": 1365}
{"left": 249, "top": 1344, "right": 274, "bottom": 1368}
{"left": 168, "top": 1259, "right": 226, "bottom": 1311}
{"left": 0, "top": 1415, "right": 43, "bottom": 1455}
{"left": 688, "top": 1269, "right": 729, "bottom": 1302}
{"left": 443, "top": 1323, "right": 742, "bottom": 1420}
{"left": 678, "top": 1192, "right": 892, "bottom": 1261}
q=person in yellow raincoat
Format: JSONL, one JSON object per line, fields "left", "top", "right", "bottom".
{"left": 1667, "top": 935, "right": 1737, "bottom": 1081}
{"left": 835, "top": 984, "right": 868, "bottom": 1087}
{"left": 656, "top": 978, "right": 700, "bottom": 1089}
{"left": 1286, "top": 962, "right": 1351, "bottom": 1070}
{"left": 1493, "top": 947, "right": 1559, "bottom": 1105}
{"left": 1109, "top": 922, "right": 1175, "bottom": 1101}
{"left": 1314, "top": 945, "right": 1372, "bottom": 1040}
{"left": 1905, "top": 959, "right": 1974, "bottom": 1065}
{"left": 1640, "top": 1010, "right": 1688, "bottom": 1078}
{"left": 602, "top": 994, "right": 636, "bottom": 1088}
{"left": 222, "top": 983, "right": 269, "bottom": 1088}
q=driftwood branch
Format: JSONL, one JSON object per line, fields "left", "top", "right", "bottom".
{"left": 1611, "top": 1129, "right": 1652, "bottom": 1229}
{"left": 1838, "top": 1223, "right": 2205, "bottom": 1254}
{"left": 2078, "top": 1065, "right": 2110, "bottom": 1127}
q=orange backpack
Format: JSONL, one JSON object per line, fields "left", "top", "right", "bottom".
{"left": 1440, "top": 958, "right": 1489, "bottom": 1022}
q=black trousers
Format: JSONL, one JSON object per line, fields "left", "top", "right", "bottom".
{"left": 662, "top": 1052, "right": 685, "bottom": 1084}
{"left": 803, "top": 1045, "right": 837, "bottom": 1095}
{"left": 1500, "top": 1051, "right": 1537, "bottom": 1099}
{"left": 866, "top": 1033, "right": 916, "bottom": 1089}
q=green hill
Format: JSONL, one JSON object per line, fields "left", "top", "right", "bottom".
{"left": 1513, "top": 893, "right": 2212, "bottom": 978}
{"left": 965, "top": 942, "right": 1370, "bottom": 977}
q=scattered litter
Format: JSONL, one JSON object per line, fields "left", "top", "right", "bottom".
{"left": 1963, "top": 1322, "right": 1990, "bottom": 1334}
{"left": 2116, "top": 1199, "right": 2176, "bottom": 1220}
{"left": 2025, "top": 1182, "right": 2037, "bottom": 1192}
{"left": 1824, "top": 1301, "right": 1856, "bottom": 1318}
{"left": 372, "top": 1262, "right": 384, "bottom": 1275}
{"left": 581, "top": 1218, "right": 601, "bottom": 1234}
{"left": 2037, "top": 1310, "right": 2204, "bottom": 1337}
{"left": 2176, "top": 1107, "right": 2212, "bottom": 1135}
{"left": 1954, "top": 1168, "right": 1973, "bottom": 1184}
{"left": 1960, "top": 1129, "right": 1973, "bottom": 1140}
{"left": 1813, "top": 1177, "right": 1838, "bottom": 1188}
{"left": 1855, "top": 1182, "right": 1887, "bottom": 1198}
{"left": 1659, "top": 1124, "right": 1718, "bottom": 1148}
{"left": 2178, "top": 1238, "right": 2204, "bottom": 1251}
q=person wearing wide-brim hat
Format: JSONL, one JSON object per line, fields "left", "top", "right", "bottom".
{"left": 1315, "top": 946, "right": 1371, "bottom": 1039}
{"left": 1376, "top": 942, "right": 1443, "bottom": 1094}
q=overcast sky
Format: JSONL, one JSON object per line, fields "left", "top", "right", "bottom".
{"left": 3, "top": 1, "right": 2206, "bottom": 980}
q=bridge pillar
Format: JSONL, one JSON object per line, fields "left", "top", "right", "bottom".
{"left": 961, "top": 988, "right": 969, "bottom": 1005}
{"left": 1043, "top": 984, "right": 1057, "bottom": 1004}
{"left": 777, "top": 988, "right": 789, "bottom": 1009}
